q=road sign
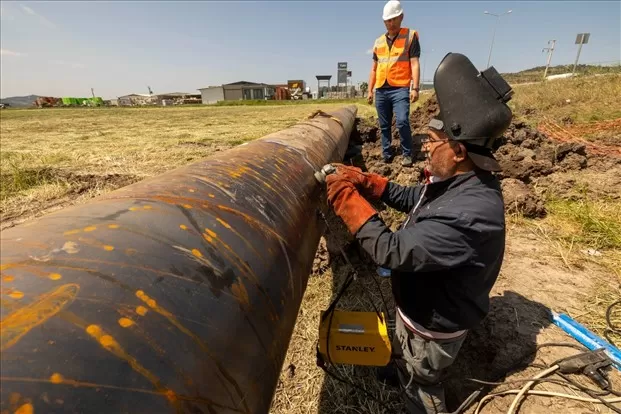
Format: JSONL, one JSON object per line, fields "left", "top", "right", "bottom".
{"left": 347, "top": 71, "right": 352, "bottom": 77}
{"left": 338, "top": 62, "right": 348, "bottom": 70}
{"left": 575, "top": 33, "right": 590, "bottom": 44}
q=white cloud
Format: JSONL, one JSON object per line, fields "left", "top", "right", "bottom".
{"left": 20, "top": 4, "right": 34, "bottom": 15}
{"left": 51, "top": 60, "right": 86, "bottom": 69}
{"left": 20, "top": 4, "right": 56, "bottom": 28}
{"left": 1, "top": 49, "right": 26, "bottom": 57}
{"left": 366, "top": 49, "right": 373, "bottom": 55}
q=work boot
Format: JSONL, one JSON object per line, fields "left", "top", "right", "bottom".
{"left": 383, "top": 155, "right": 394, "bottom": 164}
{"left": 376, "top": 361, "right": 399, "bottom": 387}
{"left": 401, "top": 156, "right": 413, "bottom": 167}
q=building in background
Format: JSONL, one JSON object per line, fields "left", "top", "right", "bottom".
{"left": 199, "top": 81, "right": 277, "bottom": 104}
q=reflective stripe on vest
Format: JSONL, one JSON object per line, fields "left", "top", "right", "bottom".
{"left": 374, "top": 28, "right": 417, "bottom": 88}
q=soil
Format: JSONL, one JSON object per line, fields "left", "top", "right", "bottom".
{"left": 0, "top": 170, "right": 138, "bottom": 230}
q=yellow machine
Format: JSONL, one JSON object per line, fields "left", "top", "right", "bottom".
{"left": 318, "top": 310, "right": 392, "bottom": 367}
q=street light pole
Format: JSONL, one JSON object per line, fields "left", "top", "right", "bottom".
{"left": 484, "top": 10, "right": 512, "bottom": 68}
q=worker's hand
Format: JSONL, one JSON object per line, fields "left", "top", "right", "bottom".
{"left": 410, "top": 89, "right": 419, "bottom": 103}
{"left": 367, "top": 92, "right": 374, "bottom": 105}
{"left": 326, "top": 176, "right": 378, "bottom": 235}
{"left": 332, "top": 164, "right": 389, "bottom": 200}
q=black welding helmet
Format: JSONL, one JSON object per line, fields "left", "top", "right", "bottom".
{"left": 430, "top": 52, "right": 513, "bottom": 171}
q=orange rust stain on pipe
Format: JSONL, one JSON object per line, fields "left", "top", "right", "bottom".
{"left": 14, "top": 403, "right": 33, "bottom": 414}
{"left": 133, "top": 289, "right": 248, "bottom": 410}
{"left": 215, "top": 218, "right": 231, "bottom": 229}
{"left": 118, "top": 317, "right": 135, "bottom": 328}
{"left": 83, "top": 323, "right": 177, "bottom": 402}
{"left": 7, "top": 291, "right": 24, "bottom": 300}
{"left": 1, "top": 284, "right": 79, "bottom": 351}
{"left": 230, "top": 281, "right": 250, "bottom": 309}
{"left": 216, "top": 205, "right": 285, "bottom": 241}
{"left": 2, "top": 376, "right": 246, "bottom": 412}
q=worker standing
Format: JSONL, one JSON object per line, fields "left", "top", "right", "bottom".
{"left": 327, "top": 53, "right": 513, "bottom": 413}
{"left": 368, "top": 0, "right": 421, "bottom": 167}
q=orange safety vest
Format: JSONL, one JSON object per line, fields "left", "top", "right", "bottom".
{"left": 374, "top": 28, "right": 418, "bottom": 88}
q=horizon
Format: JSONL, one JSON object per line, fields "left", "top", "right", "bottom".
{"left": 1, "top": 1, "right": 619, "bottom": 100}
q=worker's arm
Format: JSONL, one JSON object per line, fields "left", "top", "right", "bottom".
{"left": 380, "top": 182, "right": 423, "bottom": 213}
{"left": 368, "top": 60, "right": 377, "bottom": 103}
{"left": 355, "top": 214, "right": 477, "bottom": 272}
{"left": 409, "top": 33, "right": 421, "bottom": 103}
{"left": 410, "top": 57, "right": 420, "bottom": 90}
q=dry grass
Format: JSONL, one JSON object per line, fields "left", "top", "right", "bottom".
{"left": 510, "top": 74, "right": 621, "bottom": 125}
{"left": 0, "top": 103, "right": 375, "bottom": 226}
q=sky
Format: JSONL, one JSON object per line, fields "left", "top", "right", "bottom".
{"left": 1, "top": 1, "right": 619, "bottom": 99}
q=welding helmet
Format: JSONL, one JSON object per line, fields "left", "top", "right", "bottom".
{"left": 429, "top": 52, "right": 513, "bottom": 171}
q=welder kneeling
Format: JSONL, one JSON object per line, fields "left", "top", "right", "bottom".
{"left": 325, "top": 52, "right": 513, "bottom": 413}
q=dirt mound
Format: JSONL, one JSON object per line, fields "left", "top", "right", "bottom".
{"left": 494, "top": 121, "right": 588, "bottom": 183}
{"left": 501, "top": 178, "right": 546, "bottom": 218}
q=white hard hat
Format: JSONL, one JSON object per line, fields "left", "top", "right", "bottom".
{"left": 383, "top": 0, "right": 403, "bottom": 20}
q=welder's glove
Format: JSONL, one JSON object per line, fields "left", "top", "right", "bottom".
{"left": 332, "top": 164, "right": 389, "bottom": 201}
{"left": 326, "top": 175, "right": 378, "bottom": 235}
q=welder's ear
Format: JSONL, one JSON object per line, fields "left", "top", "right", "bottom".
{"left": 451, "top": 142, "right": 468, "bottom": 163}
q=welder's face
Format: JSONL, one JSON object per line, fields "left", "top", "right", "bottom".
{"left": 422, "top": 129, "right": 457, "bottom": 179}
{"left": 383, "top": 14, "right": 403, "bottom": 36}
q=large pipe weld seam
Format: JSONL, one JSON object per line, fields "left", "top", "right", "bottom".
{"left": 0, "top": 106, "right": 357, "bottom": 413}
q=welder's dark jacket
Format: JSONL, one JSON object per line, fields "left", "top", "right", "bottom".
{"left": 356, "top": 170, "right": 505, "bottom": 333}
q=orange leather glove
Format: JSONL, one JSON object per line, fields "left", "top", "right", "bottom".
{"left": 326, "top": 175, "right": 378, "bottom": 234}
{"left": 332, "top": 164, "right": 389, "bottom": 200}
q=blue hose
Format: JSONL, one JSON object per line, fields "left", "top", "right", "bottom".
{"left": 552, "top": 311, "right": 621, "bottom": 371}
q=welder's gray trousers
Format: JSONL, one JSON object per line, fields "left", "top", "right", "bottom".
{"left": 393, "top": 312, "right": 467, "bottom": 414}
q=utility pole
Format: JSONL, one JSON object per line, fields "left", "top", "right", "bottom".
{"left": 572, "top": 33, "right": 590, "bottom": 75}
{"left": 542, "top": 40, "right": 556, "bottom": 80}
{"left": 91, "top": 88, "right": 95, "bottom": 98}
{"left": 484, "top": 9, "right": 512, "bottom": 68}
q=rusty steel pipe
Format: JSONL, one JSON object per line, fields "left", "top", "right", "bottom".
{"left": 0, "top": 106, "right": 357, "bottom": 414}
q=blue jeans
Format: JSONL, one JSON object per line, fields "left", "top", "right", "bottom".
{"left": 375, "top": 87, "right": 413, "bottom": 159}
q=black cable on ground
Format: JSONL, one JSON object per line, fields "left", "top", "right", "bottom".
{"left": 554, "top": 371, "right": 621, "bottom": 414}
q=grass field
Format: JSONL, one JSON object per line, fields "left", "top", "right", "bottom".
{"left": 0, "top": 103, "right": 377, "bottom": 225}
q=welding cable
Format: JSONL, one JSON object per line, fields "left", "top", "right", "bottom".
{"left": 605, "top": 300, "right": 621, "bottom": 347}
{"left": 552, "top": 370, "right": 621, "bottom": 413}
{"left": 506, "top": 365, "right": 559, "bottom": 414}
{"left": 473, "top": 390, "right": 621, "bottom": 414}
